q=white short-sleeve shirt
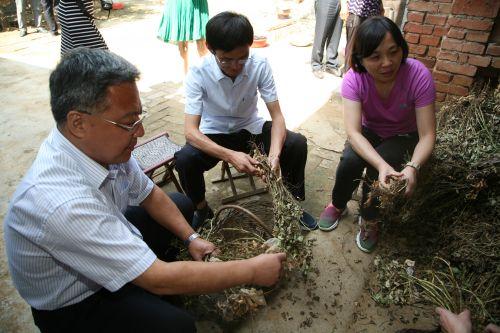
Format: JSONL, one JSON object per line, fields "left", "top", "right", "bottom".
{"left": 184, "top": 52, "right": 278, "bottom": 134}
{"left": 4, "top": 128, "right": 156, "bottom": 310}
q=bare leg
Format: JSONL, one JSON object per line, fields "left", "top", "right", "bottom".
{"left": 196, "top": 39, "right": 208, "bottom": 58}
{"left": 178, "top": 41, "right": 188, "bottom": 74}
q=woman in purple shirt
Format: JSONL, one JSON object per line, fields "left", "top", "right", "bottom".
{"left": 318, "top": 16, "right": 436, "bottom": 253}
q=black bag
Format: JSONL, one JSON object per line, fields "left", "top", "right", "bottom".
{"left": 100, "top": 0, "right": 113, "bottom": 18}
{"left": 76, "top": 0, "right": 112, "bottom": 20}
{"left": 101, "top": 0, "right": 112, "bottom": 11}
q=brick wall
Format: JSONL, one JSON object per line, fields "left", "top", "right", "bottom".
{"left": 402, "top": 0, "right": 500, "bottom": 102}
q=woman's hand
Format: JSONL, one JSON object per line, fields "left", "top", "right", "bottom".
{"left": 377, "top": 163, "right": 402, "bottom": 188}
{"left": 401, "top": 166, "right": 418, "bottom": 196}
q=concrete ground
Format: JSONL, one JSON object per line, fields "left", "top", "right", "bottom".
{"left": 0, "top": 1, "right": 437, "bottom": 332}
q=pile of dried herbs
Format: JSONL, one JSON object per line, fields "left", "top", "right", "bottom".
{"left": 369, "top": 85, "right": 499, "bottom": 329}
{"left": 180, "top": 149, "right": 314, "bottom": 322}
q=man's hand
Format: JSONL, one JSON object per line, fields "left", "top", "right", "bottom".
{"left": 401, "top": 166, "right": 417, "bottom": 197}
{"left": 268, "top": 154, "right": 280, "bottom": 176}
{"left": 377, "top": 163, "right": 402, "bottom": 189}
{"left": 247, "top": 253, "right": 286, "bottom": 286}
{"left": 435, "top": 307, "right": 472, "bottom": 333}
{"left": 188, "top": 238, "right": 217, "bottom": 261}
{"left": 228, "top": 151, "right": 260, "bottom": 175}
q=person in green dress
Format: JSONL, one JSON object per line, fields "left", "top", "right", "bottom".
{"left": 158, "top": 0, "right": 209, "bottom": 74}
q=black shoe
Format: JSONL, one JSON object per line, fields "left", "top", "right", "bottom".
{"left": 19, "top": 29, "right": 27, "bottom": 37}
{"left": 50, "top": 30, "right": 59, "bottom": 36}
{"left": 299, "top": 210, "right": 318, "bottom": 231}
{"left": 312, "top": 69, "right": 324, "bottom": 79}
{"left": 325, "top": 66, "right": 343, "bottom": 77}
{"left": 192, "top": 205, "right": 214, "bottom": 230}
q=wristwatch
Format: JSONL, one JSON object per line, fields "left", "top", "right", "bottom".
{"left": 183, "top": 232, "right": 200, "bottom": 247}
{"left": 405, "top": 161, "right": 421, "bottom": 172}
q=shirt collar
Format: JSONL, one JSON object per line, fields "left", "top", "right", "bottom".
{"left": 51, "top": 128, "right": 111, "bottom": 188}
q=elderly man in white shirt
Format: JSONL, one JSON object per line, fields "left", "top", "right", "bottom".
{"left": 175, "top": 11, "right": 317, "bottom": 231}
{"left": 4, "top": 48, "right": 286, "bottom": 333}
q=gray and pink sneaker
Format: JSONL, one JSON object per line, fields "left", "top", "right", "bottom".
{"left": 318, "top": 203, "right": 345, "bottom": 231}
{"left": 356, "top": 216, "right": 379, "bottom": 253}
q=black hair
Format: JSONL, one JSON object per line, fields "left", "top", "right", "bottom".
{"left": 49, "top": 48, "right": 140, "bottom": 125}
{"left": 349, "top": 16, "right": 409, "bottom": 73}
{"left": 206, "top": 11, "right": 253, "bottom": 52}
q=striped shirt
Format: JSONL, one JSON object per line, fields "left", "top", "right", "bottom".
{"left": 58, "top": 0, "right": 108, "bottom": 55}
{"left": 348, "top": 0, "right": 382, "bottom": 17}
{"left": 185, "top": 52, "right": 278, "bottom": 135}
{"left": 4, "top": 128, "right": 156, "bottom": 310}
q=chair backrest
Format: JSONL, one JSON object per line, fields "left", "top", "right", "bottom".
{"left": 132, "top": 132, "right": 181, "bottom": 174}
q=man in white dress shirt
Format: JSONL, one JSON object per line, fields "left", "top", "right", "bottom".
{"left": 175, "top": 12, "right": 317, "bottom": 231}
{"left": 4, "top": 48, "right": 286, "bottom": 332}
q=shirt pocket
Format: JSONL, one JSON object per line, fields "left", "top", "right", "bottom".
{"left": 236, "top": 91, "right": 257, "bottom": 116}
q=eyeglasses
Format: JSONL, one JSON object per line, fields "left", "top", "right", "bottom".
{"left": 213, "top": 54, "right": 248, "bottom": 67}
{"left": 79, "top": 110, "right": 149, "bottom": 132}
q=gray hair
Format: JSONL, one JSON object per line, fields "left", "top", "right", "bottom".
{"left": 49, "top": 48, "right": 140, "bottom": 125}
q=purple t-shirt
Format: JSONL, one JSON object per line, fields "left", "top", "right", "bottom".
{"left": 341, "top": 58, "right": 435, "bottom": 139}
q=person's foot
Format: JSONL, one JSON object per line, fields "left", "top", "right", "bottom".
{"left": 50, "top": 30, "right": 59, "bottom": 36}
{"left": 318, "top": 202, "right": 345, "bottom": 231}
{"left": 325, "top": 66, "right": 343, "bottom": 77}
{"left": 36, "top": 27, "right": 48, "bottom": 33}
{"left": 19, "top": 29, "right": 27, "bottom": 37}
{"left": 312, "top": 69, "right": 324, "bottom": 79}
{"left": 299, "top": 210, "right": 318, "bottom": 231}
{"left": 356, "top": 216, "right": 379, "bottom": 253}
{"left": 192, "top": 205, "right": 214, "bottom": 230}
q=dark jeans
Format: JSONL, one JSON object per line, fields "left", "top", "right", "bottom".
{"left": 31, "top": 192, "right": 196, "bottom": 333}
{"left": 331, "top": 128, "right": 419, "bottom": 220}
{"left": 40, "top": 0, "right": 58, "bottom": 32}
{"left": 311, "top": 0, "right": 343, "bottom": 70}
{"left": 175, "top": 121, "right": 308, "bottom": 205}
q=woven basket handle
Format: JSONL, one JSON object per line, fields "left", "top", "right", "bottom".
{"left": 213, "top": 205, "right": 274, "bottom": 238}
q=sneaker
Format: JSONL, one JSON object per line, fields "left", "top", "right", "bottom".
{"left": 355, "top": 216, "right": 379, "bottom": 253}
{"left": 192, "top": 205, "right": 214, "bottom": 230}
{"left": 19, "top": 29, "right": 27, "bottom": 37}
{"left": 312, "top": 69, "right": 324, "bottom": 79}
{"left": 325, "top": 66, "right": 343, "bottom": 78}
{"left": 300, "top": 210, "right": 318, "bottom": 231}
{"left": 318, "top": 203, "right": 345, "bottom": 231}
{"left": 36, "top": 27, "right": 48, "bottom": 33}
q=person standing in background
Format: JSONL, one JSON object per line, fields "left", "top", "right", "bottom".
{"left": 16, "top": 0, "right": 57, "bottom": 37}
{"left": 343, "top": 0, "right": 384, "bottom": 73}
{"left": 158, "top": 0, "right": 209, "bottom": 75}
{"left": 311, "top": 0, "right": 343, "bottom": 79}
{"left": 40, "top": 0, "right": 58, "bottom": 35}
{"left": 57, "top": 0, "right": 108, "bottom": 56}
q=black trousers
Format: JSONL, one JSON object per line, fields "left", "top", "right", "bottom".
{"left": 40, "top": 0, "right": 58, "bottom": 32}
{"left": 311, "top": 0, "right": 343, "bottom": 70}
{"left": 31, "top": 192, "right": 196, "bottom": 333}
{"left": 331, "top": 128, "right": 418, "bottom": 220}
{"left": 175, "top": 121, "right": 308, "bottom": 206}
